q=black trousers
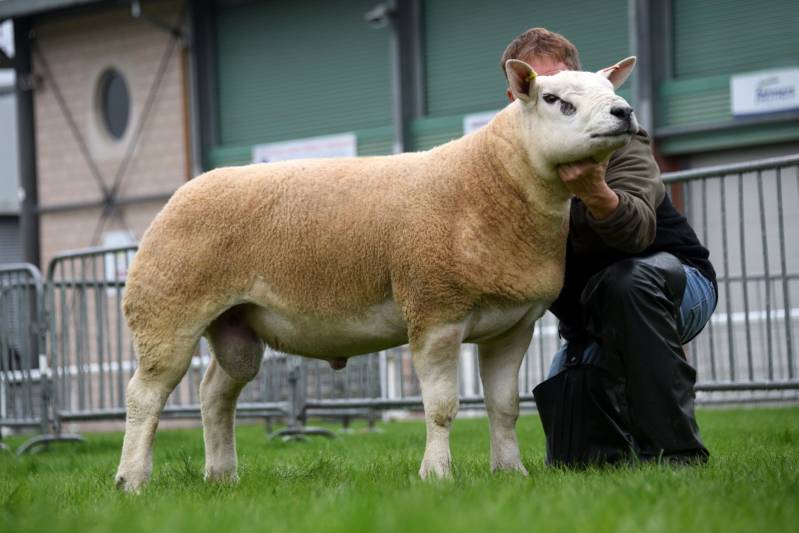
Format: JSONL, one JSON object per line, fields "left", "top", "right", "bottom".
{"left": 533, "top": 252, "right": 709, "bottom": 466}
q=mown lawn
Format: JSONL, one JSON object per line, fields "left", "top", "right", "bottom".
{"left": 1, "top": 406, "right": 798, "bottom": 533}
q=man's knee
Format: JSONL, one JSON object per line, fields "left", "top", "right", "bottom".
{"left": 582, "top": 258, "right": 651, "bottom": 307}
{"left": 581, "top": 253, "right": 685, "bottom": 310}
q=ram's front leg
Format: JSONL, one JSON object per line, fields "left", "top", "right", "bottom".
{"left": 411, "top": 323, "right": 464, "bottom": 480}
{"left": 477, "top": 309, "right": 538, "bottom": 475}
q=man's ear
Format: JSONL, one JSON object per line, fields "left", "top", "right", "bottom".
{"left": 597, "top": 56, "right": 636, "bottom": 90}
{"left": 505, "top": 59, "right": 538, "bottom": 103}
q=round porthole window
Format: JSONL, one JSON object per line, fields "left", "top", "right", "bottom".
{"left": 97, "top": 68, "right": 130, "bottom": 140}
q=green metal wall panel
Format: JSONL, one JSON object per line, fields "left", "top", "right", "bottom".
{"left": 423, "top": 0, "right": 631, "bottom": 118}
{"left": 658, "top": 76, "right": 730, "bottom": 128}
{"left": 657, "top": 0, "right": 799, "bottom": 152}
{"left": 659, "top": 121, "right": 799, "bottom": 155}
{"left": 215, "top": 0, "right": 392, "bottom": 148}
{"left": 673, "top": 0, "right": 799, "bottom": 79}
{"left": 355, "top": 126, "right": 394, "bottom": 156}
{"left": 411, "top": 115, "right": 463, "bottom": 152}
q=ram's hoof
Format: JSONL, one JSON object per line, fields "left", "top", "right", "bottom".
{"left": 204, "top": 469, "right": 240, "bottom": 485}
{"left": 419, "top": 458, "right": 452, "bottom": 480}
{"left": 114, "top": 473, "right": 145, "bottom": 493}
{"left": 491, "top": 461, "right": 529, "bottom": 476}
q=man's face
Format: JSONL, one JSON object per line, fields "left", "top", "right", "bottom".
{"left": 506, "top": 56, "right": 569, "bottom": 102}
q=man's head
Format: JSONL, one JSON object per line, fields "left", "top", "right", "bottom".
{"left": 498, "top": 28, "right": 638, "bottom": 166}
{"left": 501, "top": 28, "right": 580, "bottom": 100}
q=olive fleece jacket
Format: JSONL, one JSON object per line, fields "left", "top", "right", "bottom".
{"left": 551, "top": 128, "right": 717, "bottom": 331}
{"left": 573, "top": 129, "right": 664, "bottom": 253}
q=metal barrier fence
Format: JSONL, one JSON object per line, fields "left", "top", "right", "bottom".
{"left": 304, "top": 154, "right": 799, "bottom": 412}
{"left": 0, "top": 264, "right": 82, "bottom": 452}
{"left": 666, "top": 155, "right": 799, "bottom": 402}
{"left": 46, "top": 246, "right": 290, "bottom": 429}
{"left": 0, "top": 264, "right": 47, "bottom": 446}
{"left": 1, "top": 154, "right": 797, "bottom": 449}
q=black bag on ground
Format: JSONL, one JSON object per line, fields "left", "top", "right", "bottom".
{"left": 532, "top": 341, "right": 639, "bottom": 467}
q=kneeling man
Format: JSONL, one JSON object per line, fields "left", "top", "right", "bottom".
{"left": 501, "top": 28, "right": 717, "bottom": 465}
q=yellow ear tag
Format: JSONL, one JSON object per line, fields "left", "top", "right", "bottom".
{"left": 526, "top": 70, "right": 538, "bottom": 82}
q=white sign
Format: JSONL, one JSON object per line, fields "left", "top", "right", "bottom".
{"left": 463, "top": 110, "right": 499, "bottom": 135}
{"left": 0, "top": 21, "right": 14, "bottom": 88}
{"left": 731, "top": 68, "right": 799, "bottom": 117}
{"left": 0, "top": 21, "right": 13, "bottom": 58}
{"left": 252, "top": 132, "right": 357, "bottom": 163}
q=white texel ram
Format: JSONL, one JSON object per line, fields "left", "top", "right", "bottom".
{"left": 114, "top": 57, "right": 638, "bottom": 492}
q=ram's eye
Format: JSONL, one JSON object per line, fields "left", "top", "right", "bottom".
{"left": 560, "top": 100, "right": 576, "bottom": 116}
{"left": 542, "top": 93, "right": 559, "bottom": 104}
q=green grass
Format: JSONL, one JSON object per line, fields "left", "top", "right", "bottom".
{"left": 1, "top": 406, "right": 798, "bottom": 533}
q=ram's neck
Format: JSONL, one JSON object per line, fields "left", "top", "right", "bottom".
{"left": 427, "top": 105, "right": 571, "bottom": 304}
{"left": 460, "top": 104, "right": 571, "bottom": 224}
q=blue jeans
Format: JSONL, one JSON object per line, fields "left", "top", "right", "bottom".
{"left": 548, "top": 264, "right": 716, "bottom": 378}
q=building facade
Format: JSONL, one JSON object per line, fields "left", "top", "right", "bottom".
{"left": 0, "top": 0, "right": 797, "bottom": 265}
{"left": 2, "top": 0, "right": 190, "bottom": 267}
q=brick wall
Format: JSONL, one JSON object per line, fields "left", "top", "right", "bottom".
{"left": 33, "top": 0, "right": 188, "bottom": 267}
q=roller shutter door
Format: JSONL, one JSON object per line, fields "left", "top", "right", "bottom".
{"left": 214, "top": 0, "right": 392, "bottom": 149}
{"left": 0, "top": 217, "right": 21, "bottom": 264}
{"left": 658, "top": 0, "right": 799, "bottom": 153}
{"left": 423, "top": 0, "right": 631, "bottom": 118}
{"left": 673, "top": 0, "right": 798, "bottom": 80}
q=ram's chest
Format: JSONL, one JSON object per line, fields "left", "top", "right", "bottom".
{"left": 456, "top": 216, "right": 568, "bottom": 305}
{"left": 464, "top": 301, "right": 547, "bottom": 343}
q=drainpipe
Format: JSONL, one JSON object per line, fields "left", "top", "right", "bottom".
{"left": 629, "top": 0, "right": 654, "bottom": 135}
{"left": 14, "top": 17, "right": 40, "bottom": 267}
{"left": 366, "top": 0, "right": 423, "bottom": 154}
{"left": 186, "top": 0, "right": 217, "bottom": 173}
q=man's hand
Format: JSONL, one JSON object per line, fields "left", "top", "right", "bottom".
{"left": 557, "top": 159, "right": 620, "bottom": 220}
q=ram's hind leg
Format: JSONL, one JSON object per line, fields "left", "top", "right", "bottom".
{"left": 116, "top": 337, "right": 196, "bottom": 492}
{"left": 201, "top": 306, "right": 264, "bottom": 483}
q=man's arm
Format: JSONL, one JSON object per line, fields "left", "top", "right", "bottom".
{"left": 557, "top": 129, "right": 664, "bottom": 253}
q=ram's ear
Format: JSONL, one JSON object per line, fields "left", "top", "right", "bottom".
{"left": 597, "top": 56, "right": 636, "bottom": 90}
{"left": 505, "top": 59, "right": 539, "bottom": 103}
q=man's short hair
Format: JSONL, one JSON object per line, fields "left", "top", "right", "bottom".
{"left": 500, "top": 27, "right": 581, "bottom": 77}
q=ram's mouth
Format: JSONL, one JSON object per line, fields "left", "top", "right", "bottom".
{"left": 590, "top": 127, "right": 636, "bottom": 138}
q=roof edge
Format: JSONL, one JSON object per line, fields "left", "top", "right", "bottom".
{"left": 0, "top": 0, "right": 105, "bottom": 20}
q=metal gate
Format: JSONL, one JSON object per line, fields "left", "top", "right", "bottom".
{"left": 0, "top": 264, "right": 82, "bottom": 452}
{"left": 666, "top": 155, "right": 799, "bottom": 402}
{"left": 45, "top": 245, "right": 290, "bottom": 429}
{"left": 304, "top": 154, "right": 799, "bottom": 412}
{"left": 0, "top": 264, "right": 47, "bottom": 444}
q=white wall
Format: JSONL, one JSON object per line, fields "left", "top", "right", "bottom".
{"left": 0, "top": 19, "right": 13, "bottom": 87}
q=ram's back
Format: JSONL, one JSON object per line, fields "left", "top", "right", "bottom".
{"left": 123, "top": 151, "right": 454, "bottom": 330}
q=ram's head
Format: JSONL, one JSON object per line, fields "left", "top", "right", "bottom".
{"left": 506, "top": 57, "right": 638, "bottom": 165}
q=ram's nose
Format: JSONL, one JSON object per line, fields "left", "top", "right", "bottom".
{"left": 610, "top": 105, "right": 634, "bottom": 121}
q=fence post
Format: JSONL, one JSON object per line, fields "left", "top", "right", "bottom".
{"left": 268, "top": 356, "right": 335, "bottom": 441}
